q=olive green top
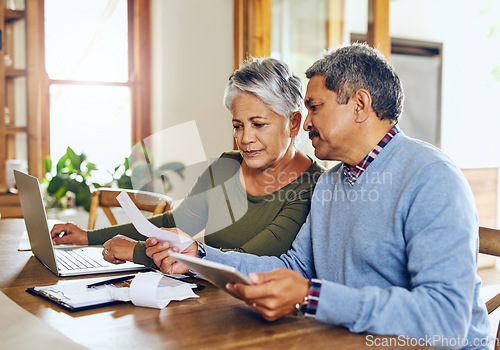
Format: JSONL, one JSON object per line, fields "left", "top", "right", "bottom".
{"left": 88, "top": 151, "right": 324, "bottom": 267}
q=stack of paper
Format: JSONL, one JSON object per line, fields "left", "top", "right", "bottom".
{"left": 29, "top": 272, "right": 198, "bottom": 311}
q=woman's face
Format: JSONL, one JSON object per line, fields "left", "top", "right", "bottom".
{"left": 231, "top": 93, "right": 299, "bottom": 170}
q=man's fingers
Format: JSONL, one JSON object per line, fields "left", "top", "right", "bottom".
{"left": 149, "top": 241, "right": 171, "bottom": 254}
{"left": 145, "top": 237, "right": 158, "bottom": 247}
{"left": 229, "top": 281, "right": 272, "bottom": 301}
{"left": 151, "top": 249, "right": 173, "bottom": 267}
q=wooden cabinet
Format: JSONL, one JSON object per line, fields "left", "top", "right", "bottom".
{"left": 0, "top": 0, "right": 43, "bottom": 218}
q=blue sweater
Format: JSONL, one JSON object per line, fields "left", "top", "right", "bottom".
{"left": 204, "top": 132, "right": 491, "bottom": 348}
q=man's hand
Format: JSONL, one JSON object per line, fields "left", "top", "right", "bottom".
{"left": 226, "top": 268, "right": 310, "bottom": 321}
{"left": 145, "top": 228, "right": 198, "bottom": 274}
{"left": 50, "top": 222, "right": 88, "bottom": 245}
{"left": 102, "top": 235, "right": 137, "bottom": 264}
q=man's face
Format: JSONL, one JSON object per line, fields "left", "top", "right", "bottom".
{"left": 303, "top": 75, "right": 355, "bottom": 161}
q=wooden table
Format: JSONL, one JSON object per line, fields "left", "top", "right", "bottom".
{"left": 0, "top": 219, "right": 433, "bottom": 349}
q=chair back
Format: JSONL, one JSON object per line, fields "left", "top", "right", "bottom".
{"left": 479, "top": 226, "right": 500, "bottom": 350}
{"left": 87, "top": 188, "right": 172, "bottom": 230}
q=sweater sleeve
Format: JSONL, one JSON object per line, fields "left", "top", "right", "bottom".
{"left": 87, "top": 213, "right": 170, "bottom": 267}
{"left": 205, "top": 212, "right": 316, "bottom": 278}
{"left": 314, "top": 162, "right": 480, "bottom": 344}
{"left": 87, "top": 214, "right": 167, "bottom": 245}
{"left": 86, "top": 158, "right": 216, "bottom": 264}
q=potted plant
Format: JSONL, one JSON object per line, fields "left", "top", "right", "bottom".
{"left": 43, "top": 147, "right": 99, "bottom": 212}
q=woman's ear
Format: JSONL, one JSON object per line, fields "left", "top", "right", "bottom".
{"left": 352, "top": 89, "right": 372, "bottom": 123}
{"left": 289, "top": 111, "right": 302, "bottom": 138}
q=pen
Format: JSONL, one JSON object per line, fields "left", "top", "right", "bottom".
{"left": 86, "top": 275, "right": 135, "bottom": 288}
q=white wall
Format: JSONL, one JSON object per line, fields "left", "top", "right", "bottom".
{"left": 345, "top": 0, "right": 500, "bottom": 169}
{"left": 151, "top": 0, "right": 234, "bottom": 161}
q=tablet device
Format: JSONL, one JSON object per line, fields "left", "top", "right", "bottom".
{"left": 168, "top": 252, "right": 252, "bottom": 292}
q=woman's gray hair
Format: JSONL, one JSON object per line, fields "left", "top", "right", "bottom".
{"left": 224, "top": 57, "right": 304, "bottom": 120}
{"left": 305, "top": 42, "right": 404, "bottom": 122}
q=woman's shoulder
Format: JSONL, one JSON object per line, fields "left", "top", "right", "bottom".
{"left": 202, "top": 151, "right": 242, "bottom": 186}
{"left": 219, "top": 150, "right": 243, "bottom": 161}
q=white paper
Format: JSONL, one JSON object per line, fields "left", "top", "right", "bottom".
{"left": 126, "top": 271, "right": 198, "bottom": 309}
{"left": 34, "top": 276, "right": 119, "bottom": 308}
{"left": 32, "top": 273, "right": 198, "bottom": 310}
{"left": 116, "top": 191, "right": 193, "bottom": 251}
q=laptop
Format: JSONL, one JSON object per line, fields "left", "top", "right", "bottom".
{"left": 14, "top": 170, "right": 149, "bottom": 277}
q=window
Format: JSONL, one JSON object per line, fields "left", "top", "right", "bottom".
{"left": 271, "top": 0, "right": 332, "bottom": 165}
{"left": 42, "top": 0, "right": 150, "bottom": 183}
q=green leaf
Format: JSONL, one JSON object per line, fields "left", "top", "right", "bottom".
{"left": 54, "top": 185, "right": 68, "bottom": 200}
{"left": 43, "top": 156, "right": 52, "bottom": 175}
{"left": 56, "top": 154, "right": 69, "bottom": 173}
{"left": 74, "top": 185, "right": 91, "bottom": 212}
{"left": 47, "top": 173, "right": 69, "bottom": 195}
{"left": 67, "top": 147, "right": 81, "bottom": 170}
{"left": 117, "top": 174, "right": 132, "bottom": 189}
{"left": 491, "top": 62, "right": 500, "bottom": 81}
{"left": 85, "top": 161, "right": 98, "bottom": 172}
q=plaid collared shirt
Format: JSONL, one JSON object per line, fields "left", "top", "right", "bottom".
{"left": 343, "top": 125, "right": 400, "bottom": 186}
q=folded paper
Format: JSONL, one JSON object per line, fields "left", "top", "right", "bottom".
{"left": 116, "top": 191, "right": 193, "bottom": 251}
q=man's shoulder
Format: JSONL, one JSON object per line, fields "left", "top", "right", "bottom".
{"left": 392, "top": 133, "right": 454, "bottom": 168}
{"left": 390, "top": 134, "right": 468, "bottom": 189}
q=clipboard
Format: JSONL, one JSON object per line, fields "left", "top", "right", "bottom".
{"left": 26, "top": 287, "right": 125, "bottom": 312}
{"left": 26, "top": 273, "right": 205, "bottom": 312}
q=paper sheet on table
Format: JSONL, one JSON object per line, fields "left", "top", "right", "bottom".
{"left": 107, "top": 271, "right": 198, "bottom": 309}
{"left": 116, "top": 191, "right": 193, "bottom": 251}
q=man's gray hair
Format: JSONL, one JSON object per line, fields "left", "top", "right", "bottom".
{"left": 306, "top": 43, "right": 404, "bottom": 122}
{"left": 224, "top": 57, "right": 304, "bottom": 119}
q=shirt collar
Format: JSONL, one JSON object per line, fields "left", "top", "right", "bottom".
{"left": 343, "top": 125, "right": 400, "bottom": 186}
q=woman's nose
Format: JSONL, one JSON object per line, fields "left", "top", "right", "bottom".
{"left": 241, "top": 127, "right": 256, "bottom": 144}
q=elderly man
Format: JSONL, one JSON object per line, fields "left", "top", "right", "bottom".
{"left": 146, "top": 43, "right": 491, "bottom": 348}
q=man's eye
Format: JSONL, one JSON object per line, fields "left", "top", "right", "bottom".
{"left": 253, "top": 123, "right": 265, "bottom": 127}
{"left": 233, "top": 125, "right": 242, "bottom": 130}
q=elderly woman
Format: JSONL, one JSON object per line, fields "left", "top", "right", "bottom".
{"left": 50, "top": 57, "right": 324, "bottom": 268}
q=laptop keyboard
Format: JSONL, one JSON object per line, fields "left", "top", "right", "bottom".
{"left": 56, "top": 249, "right": 108, "bottom": 270}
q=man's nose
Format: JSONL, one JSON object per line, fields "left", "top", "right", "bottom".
{"left": 303, "top": 113, "right": 312, "bottom": 131}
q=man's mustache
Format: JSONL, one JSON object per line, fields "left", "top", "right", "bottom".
{"left": 308, "top": 129, "right": 319, "bottom": 139}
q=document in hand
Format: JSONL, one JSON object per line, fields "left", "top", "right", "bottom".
{"left": 116, "top": 191, "right": 193, "bottom": 251}
{"left": 168, "top": 252, "right": 252, "bottom": 295}
{"left": 27, "top": 272, "right": 199, "bottom": 312}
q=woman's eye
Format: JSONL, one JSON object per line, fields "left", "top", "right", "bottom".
{"left": 253, "top": 123, "right": 269, "bottom": 128}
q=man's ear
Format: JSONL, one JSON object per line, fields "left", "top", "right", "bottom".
{"left": 352, "top": 89, "right": 372, "bottom": 123}
{"left": 289, "top": 111, "right": 302, "bottom": 138}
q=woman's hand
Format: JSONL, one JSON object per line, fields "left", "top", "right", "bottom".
{"left": 145, "top": 227, "right": 198, "bottom": 274}
{"left": 226, "top": 268, "right": 310, "bottom": 321}
{"left": 102, "top": 235, "right": 137, "bottom": 264}
{"left": 50, "top": 222, "right": 89, "bottom": 245}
